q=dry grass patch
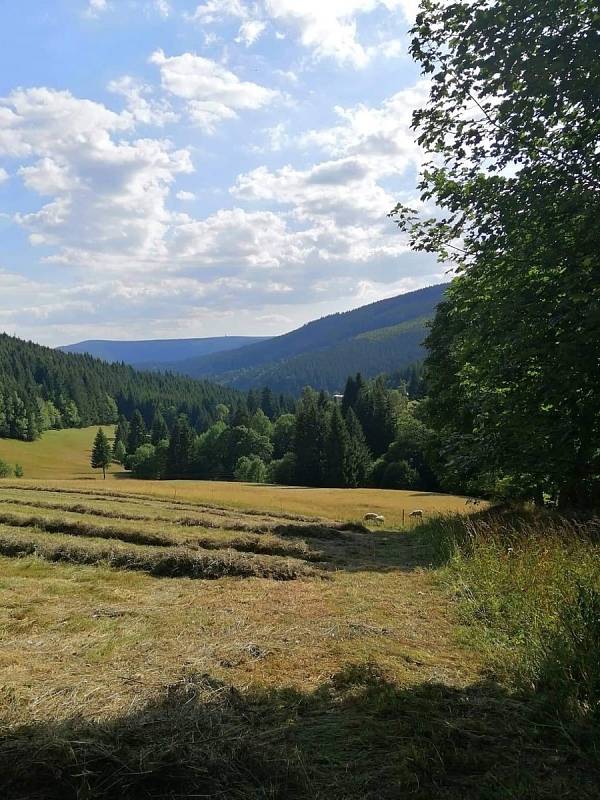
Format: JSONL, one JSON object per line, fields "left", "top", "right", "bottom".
{"left": 6, "top": 476, "right": 477, "bottom": 526}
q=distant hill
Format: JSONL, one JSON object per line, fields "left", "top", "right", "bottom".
{"left": 157, "top": 284, "right": 448, "bottom": 394}
{"left": 59, "top": 336, "right": 268, "bottom": 366}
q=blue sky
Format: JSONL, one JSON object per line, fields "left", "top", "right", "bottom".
{"left": 0, "top": 0, "right": 442, "bottom": 346}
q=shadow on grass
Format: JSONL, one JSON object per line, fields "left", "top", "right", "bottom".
{"left": 1, "top": 664, "right": 598, "bottom": 800}
{"left": 267, "top": 522, "right": 435, "bottom": 574}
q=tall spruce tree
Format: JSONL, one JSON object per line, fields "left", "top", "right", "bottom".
{"left": 150, "top": 409, "right": 169, "bottom": 445}
{"left": 341, "top": 373, "right": 363, "bottom": 416}
{"left": 324, "top": 404, "right": 350, "bottom": 487}
{"left": 345, "top": 408, "right": 372, "bottom": 488}
{"left": 294, "top": 388, "right": 327, "bottom": 487}
{"left": 260, "top": 387, "right": 276, "bottom": 420}
{"left": 355, "top": 377, "right": 397, "bottom": 457}
{"left": 127, "top": 410, "right": 147, "bottom": 455}
{"left": 114, "top": 415, "right": 130, "bottom": 450}
{"left": 91, "top": 428, "right": 112, "bottom": 479}
{"left": 166, "top": 415, "right": 195, "bottom": 477}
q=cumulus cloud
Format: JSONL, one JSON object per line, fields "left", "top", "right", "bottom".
{"left": 0, "top": 167, "right": 8, "bottom": 184}
{"left": 176, "top": 190, "right": 196, "bottom": 201}
{"left": 0, "top": 87, "right": 192, "bottom": 270}
{"left": 172, "top": 208, "right": 307, "bottom": 268}
{"left": 108, "top": 76, "right": 179, "bottom": 126}
{"left": 150, "top": 49, "right": 278, "bottom": 131}
{"left": 227, "top": 80, "right": 432, "bottom": 268}
{"left": 188, "top": 0, "right": 414, "bottom": 67}
{"left": 298, "top": 80, "right": 429, "bottom": 175}
{"left": 188, "top": 0, "right": 248, "bottom": 24}
{"left": 153, "top": 0, "right": 170, "bottom": 17}
{"left": 262, "top": 0, "right": 417, "bottom": 66}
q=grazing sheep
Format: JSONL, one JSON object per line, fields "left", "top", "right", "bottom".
{"left": 465, "top": 498, "right": 481, "bottom": 506}
{"left": 409, "top": 509, "right": 423, "bottom": 518}
{"left": 364, "top": 513, "right": 385, "bottom": 524}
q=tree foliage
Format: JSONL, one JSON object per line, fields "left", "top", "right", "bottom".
{"left": 91, "top": 428, "right": 112, "bottom": 479}
{"left": 392, "top": 0, "right": 600, "bottom": 506}
{"left": 0, "top": 333, "right": 241, "bottom": 442}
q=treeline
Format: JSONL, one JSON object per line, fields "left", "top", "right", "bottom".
{"left": 0, "top": 333, "right": 242, "bottom": 441}
{"left": 114, "top": 374, "right": 438, "bottom": 491}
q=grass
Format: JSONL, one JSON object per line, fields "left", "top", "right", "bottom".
{"left": 420, "top": 510, "right": 600, "bottom": 728}
{"left": 0, "top": 427, "right": 113, "bottom": 480}
{"left": 0, "top": 472, "right": 598, "bottom": 797}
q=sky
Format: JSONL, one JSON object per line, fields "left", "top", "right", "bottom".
{"left": 0, "top": 0, "right": 444, "bottom": 346}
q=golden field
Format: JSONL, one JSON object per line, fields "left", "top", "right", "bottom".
{"left": 0, "top": 429, "right": 594, "bottom": 798}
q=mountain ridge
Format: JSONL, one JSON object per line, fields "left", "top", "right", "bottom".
{"left": 154, "top": 283, "right": 448, "bottom": 393}
{"left": 59, "top": 336, "right": 268, "bottom": 365}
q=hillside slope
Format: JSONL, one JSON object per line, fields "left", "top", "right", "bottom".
{"left": 0, "top": 333, "right": 239, "bottom": 441}
{"left": 60, "top": 336, "right": 268, "bottom": 365}
{"left": 160, "top": 284, "right": 447, "bottom": 393}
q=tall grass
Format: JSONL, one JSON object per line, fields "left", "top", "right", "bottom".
{"left": 420, "top": 511, "right": 600, "bottom": 722}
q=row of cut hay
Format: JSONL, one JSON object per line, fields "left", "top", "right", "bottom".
{"left": 0, "top": 483, "right": 328, "bottom": 523}
{"left": 0, "top": 489, "right": 365, "bottom": 537}
{"left": 0, "top": 510, "right": 323, "bottom": 562}
{"left": 0, "top": 496, "right": 247, "bottom": 530}
{"left": 0, "top": 525, "right": 317, "bottom": 580}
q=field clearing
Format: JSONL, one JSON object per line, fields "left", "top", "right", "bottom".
{"left": 9, "top": 476, "right": 475, "bottom": 527}
{"left": 0, "top": 480, "right": 484, "bottom": 798}
{"left": 0, "top": 427, "right": 476, "bottom": 526}
{"left": 0, "top": 481, "right": 596, "bottom": 797}
{"left": 1, "top": 433, "right": 591, "bottom": 798}
{"left": 0, "top": 427, "right": 113, "bottom": 479}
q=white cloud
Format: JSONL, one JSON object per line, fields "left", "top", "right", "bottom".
{"left": 108, "top": 75, "right": 179, "bottom": 126}
{"left": 263, "top": 0, "right": 415, "bottom": 67}
{"left": 274, "top": 69, "right": 298, "bottom": 83}
{"left": 176, "top": 190, "right": 196, "bottom": 201}
{"left": 236, "top": 19, "right": 267, "bottom": 46}
{"left": 188, "top": 0, "right": 248, "bottom": 24}
{"left": 298, "top": 80, "right": 429, "bottom": 176}
{"left": 187, "top": 1, "right": 414, "bottom": 67}
{"left": 150, "top": 49, "right": 278, "bottom": 131}
{"left": 172, "top": 208, "right": 307, "bottom": 268}
{"left": 0, "top": 87, "right": 192, "bottom": 270}
{"left": 0, "top": 167, "right": 8, "bottom": 184}
{"left": 153, "top": 0, "right": 170, "bottom": 17}
{"left": 229, "top": 80, "right": 430, "bottom": 266}
{"left": 253, "top": 122, "right": 289, "bottom": 153}
{"left": 85, "top": 0, "right": 108, "bottom": 17}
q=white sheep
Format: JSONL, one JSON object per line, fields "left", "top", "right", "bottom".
{"left": 409, "top": 509, "right": 424, "bottom": 518}
{"left": 364, "top": 513, "right": 385, "bottom": 524}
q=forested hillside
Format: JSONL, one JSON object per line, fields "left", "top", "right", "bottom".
{"left": 0, "top": 334, "right": 240, "bottom": 441}
{"left": 60, "top": 336, "right": 268, "bottom": 366}
{"left": 157, "top": 284, "right": 447, "bottom": 392}
{"left": 215, "top": 317, "right": 429, "bottom": 393}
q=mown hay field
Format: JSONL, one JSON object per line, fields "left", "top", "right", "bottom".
{"left": 0, "top": 433, "right": 595, "bottom": 798}
{"left": 0, "top": 480, "right": 486, "bottom": 798}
